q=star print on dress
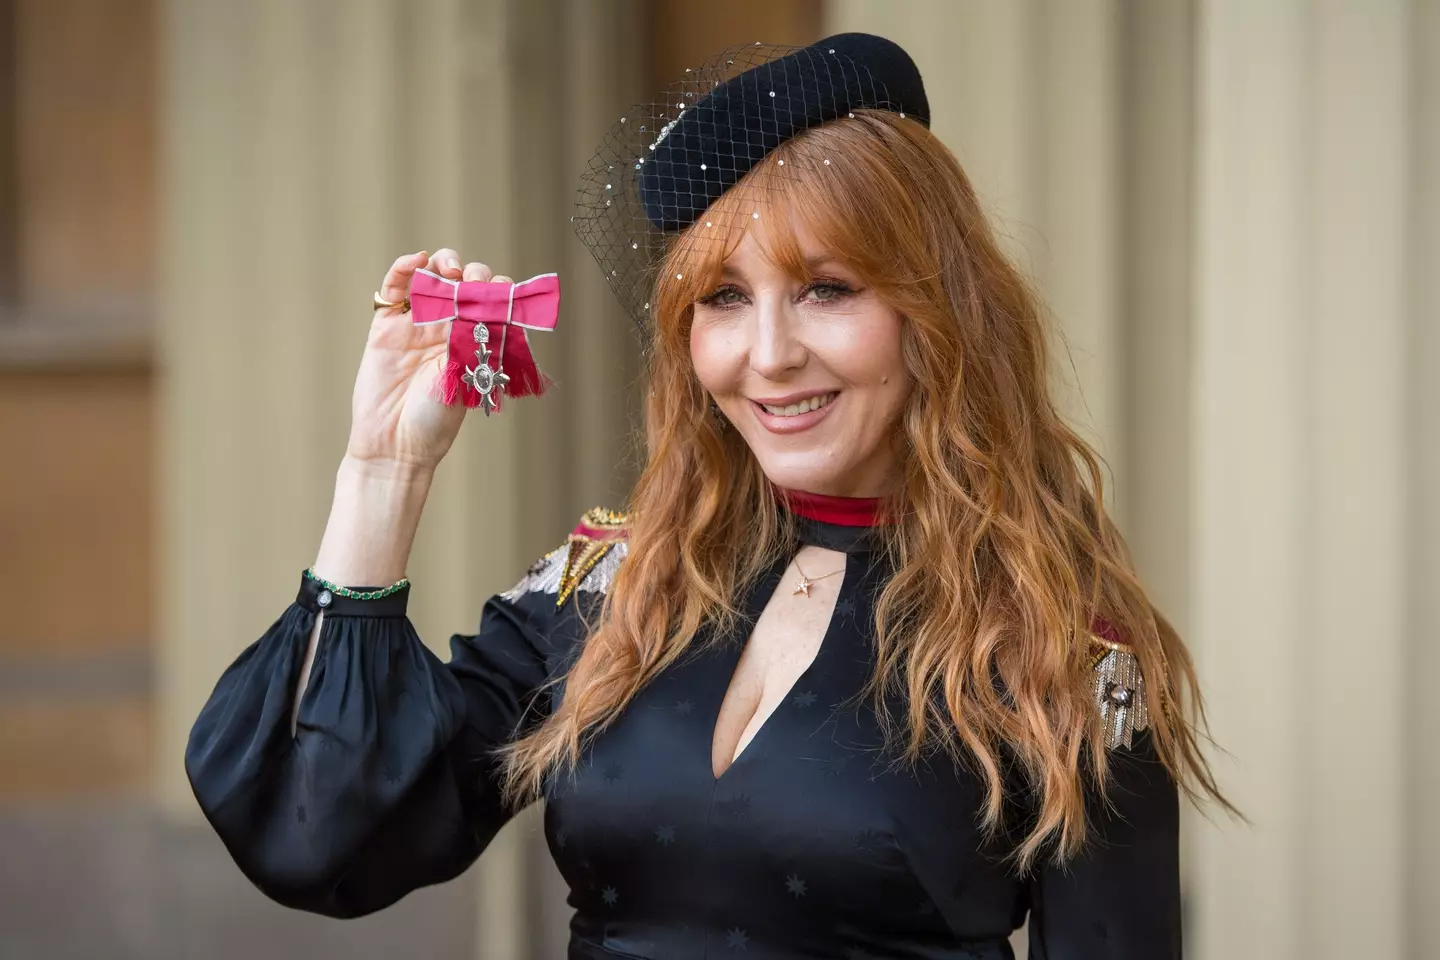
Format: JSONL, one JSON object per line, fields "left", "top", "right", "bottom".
{"left": 785, "top": 874, "right": 808, "bottom": 898}
{"left": 854, "top": 828, "right": 889, "bottom": 855}
{"left": 725, "top": 927, "right": 749, "bottom": 950}
{"left": 601, "top": 885, "right": 618, "bottom": 906}
{"left": 654, "top": 824, "right": 677, "bottom": 845}
{"left": 674, "top": 699, "right": 694, "bottom": 714}
{"left": 834, "top": 597, "right": 856, "bottom": 618}
{"left": 602, "top": 762, "right": 624, "bottom": 783}
{"left": 792, "top": 690, "right": 817, "bottom": 707}
{"left": 717, "top": 794, "right": 752, "bottom": 820}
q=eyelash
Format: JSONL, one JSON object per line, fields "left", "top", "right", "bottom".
{"left": 696, "top": 279, "right": 855, "bottom": 308}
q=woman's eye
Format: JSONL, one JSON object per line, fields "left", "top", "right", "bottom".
{"left": 700, "top": 286, "right": 745, "bottom": 306}
{"left": 803, "top": 282, "right": 851, "bottom": 302}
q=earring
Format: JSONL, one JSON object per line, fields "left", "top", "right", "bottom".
{"left": 709, "top": 398, "right": 728, "bottom": 429}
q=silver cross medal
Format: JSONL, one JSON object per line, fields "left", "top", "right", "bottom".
{"left": 460, "top": 323, "right": 509, "bottom": 415}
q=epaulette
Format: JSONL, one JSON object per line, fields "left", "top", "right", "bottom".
{"left": 499, "top": 507, "right": 630, "bottom": 607}
{"left": 1085, "top": 626, "right": 1151, "bottom": 751}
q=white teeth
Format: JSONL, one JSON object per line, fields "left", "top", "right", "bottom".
{"left": 760, "top": 392, "right": 836, "bottom": 417}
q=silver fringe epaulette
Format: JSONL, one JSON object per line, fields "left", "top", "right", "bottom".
{"left": 1087, "top": 637, "right": 1151, "bottom": 751}
{"left": 500, "top": 507, "right": 630, "bottom": 607}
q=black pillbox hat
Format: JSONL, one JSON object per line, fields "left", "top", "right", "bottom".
{"left": 638, "top": 33, "right": 930, "bottom": 232}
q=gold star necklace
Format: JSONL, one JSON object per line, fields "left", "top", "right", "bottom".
{"left": 791, "top": 558, "right": 845, "bottom": 597}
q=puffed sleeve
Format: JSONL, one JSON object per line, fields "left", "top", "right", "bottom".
{"left": 1026, "top": 641, "right": 1181, "bottom": 959}
{"left": 185, "top": 569, "right": 562, "bottom": 918}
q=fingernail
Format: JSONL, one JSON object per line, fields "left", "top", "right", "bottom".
{"left": 446, "top": 258, "right": 460, "bottom": 271}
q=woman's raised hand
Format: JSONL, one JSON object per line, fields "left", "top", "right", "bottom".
{"left": 344, "top": 249, "right": 514, "bottom": 471}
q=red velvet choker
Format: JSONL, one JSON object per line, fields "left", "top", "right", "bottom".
{"left": 780, "top": 489, "right": 892, "bottom": 528}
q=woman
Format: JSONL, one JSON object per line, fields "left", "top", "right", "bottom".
{"left": 188, "top": 34, "right": 1223, "bottom": 959}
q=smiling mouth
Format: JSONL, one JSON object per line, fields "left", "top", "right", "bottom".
{"left": 756, "top": 392, "right": 838, "bottom": 418}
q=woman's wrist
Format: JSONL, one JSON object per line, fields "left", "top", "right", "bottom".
{"left": 337, "top": 453, "right": 437, "bottom": 486}
{"left": 311, "top": 456, "right": 436, "bottom": 586}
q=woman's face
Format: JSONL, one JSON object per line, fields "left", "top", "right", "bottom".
{"left": 688, "top": 223, "right": 910, "bottom": 498}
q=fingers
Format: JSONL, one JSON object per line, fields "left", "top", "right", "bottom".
{"left": 427, "top": 248, "right": 464, "bottom": 280}
{"left": 377, "top": 250, "right": 510, "bottom": 316}
{"left": 491, "top": 274, "right": 513, "bottom": 285}
{"left": 378, "top": 250, "right": 428, "bottom": 306}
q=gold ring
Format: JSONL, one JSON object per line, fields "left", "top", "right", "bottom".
{"left": 373, "top": 291, "right": 410, "bottom": 312}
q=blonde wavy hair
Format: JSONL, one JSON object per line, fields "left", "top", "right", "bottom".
{"left": 503, "top": 110, "right": 1226, "bottom": 866}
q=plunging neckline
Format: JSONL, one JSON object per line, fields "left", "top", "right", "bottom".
{"left": 708, "top": 550, "right": 856, "bottom": 782}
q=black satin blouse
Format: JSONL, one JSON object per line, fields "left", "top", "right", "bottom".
{"left": 186, "top": 511, "right": 1180, "bottom": 959}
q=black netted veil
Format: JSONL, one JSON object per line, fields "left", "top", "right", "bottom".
{"left": 572, "top": 34, "right": 929, "bottom": 335}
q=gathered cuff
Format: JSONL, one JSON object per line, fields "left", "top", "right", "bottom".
{"left": 296, "top": 569, "right": 410, "bottom": 617}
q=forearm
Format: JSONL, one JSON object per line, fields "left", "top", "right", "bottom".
{"left": 312, "top": 455, "right": 435, "bottom": 585}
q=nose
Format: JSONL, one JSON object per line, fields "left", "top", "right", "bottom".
{"left": 748, "top": 295, "right": 807, "bottom": 379}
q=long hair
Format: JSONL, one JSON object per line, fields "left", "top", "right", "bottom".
{"left": 502, "top": 110, "right": 1227, "bottom": 867}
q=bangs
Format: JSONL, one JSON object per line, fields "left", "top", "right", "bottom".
{"left": 657, "top": 113, "right": 921, "bottom": 315}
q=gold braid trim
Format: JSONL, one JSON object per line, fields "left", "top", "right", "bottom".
{"left": 557, "top": 537, "right": 618, "bottom": 606}
{"left": 580, "top": 506, "right": 630, "bottom": 531}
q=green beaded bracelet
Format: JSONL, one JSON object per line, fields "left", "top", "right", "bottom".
{"left": 303, "top": 567, "right": 410, "bottom": 602}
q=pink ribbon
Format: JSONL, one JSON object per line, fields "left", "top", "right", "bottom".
{"left": 409, "top": 269, "right": 561, "bottom": 411}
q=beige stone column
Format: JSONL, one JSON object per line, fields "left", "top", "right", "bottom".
{"left": 156, "top": 0, "right": 640, "bottom": 955}
{"left": 1411, "top": 5, "right": 1440, "bottom": 955}
{"left": 1189, "top": 1, "right": 1413, "bottom": 956}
